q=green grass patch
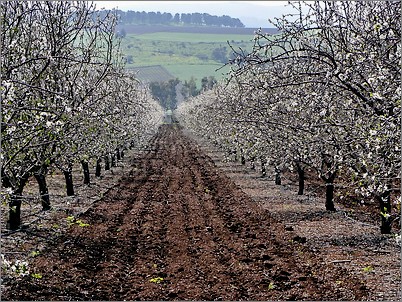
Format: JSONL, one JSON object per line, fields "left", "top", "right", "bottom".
{"left": 121, "top": 31, "right": 254, "bottom": 86}
{"left": 132, "top": 32, "right": 254, "bottom": 43}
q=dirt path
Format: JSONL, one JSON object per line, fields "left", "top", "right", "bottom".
{"left": 3, "top": 125, "right": 372, "bottom": 300}
{"left": 190, "top": 130, "right": 401, "bottom": 302}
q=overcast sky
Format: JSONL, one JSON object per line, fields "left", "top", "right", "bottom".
{"left": 92, "top": 1, "right": 295, "bottom": 28}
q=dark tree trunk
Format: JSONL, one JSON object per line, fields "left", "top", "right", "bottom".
{"left": 241, "top": 155, "right": 246, "bottom": 165}
{"left": 111, "top": 154, "right": 116, "bottom": 167}
{"left": 63, "top": 166, "right": 75, "bottom": 196}
{"left": 7, "top": 193, "right": 22, "bottom": 230}
{"left": 95, "top": 158, "right": 102, "bottom": 177}
{"left": 116, "top": 148, "right": 121, "bottom": 161}
{"left": 240, "top": 149, "right": 246, "bottom": 165}
{"left": 379, "top": 185, "right": 392, "bottom": 234}
{"left": 325, "top": 182, "right": 335, "bottom": 211}
{"left": 275, "top": 167, "right": 281, "bottom": 185}
{"left": 81, "top": 160, "right": 90, "bottom": 185}
{"left": 260, "top": 157, "right": 266, "bottom": 177}
{"left": 1, "top": 170, "right": 12, "bottom": 188}
{"left": 323, "top": 173, "right": 337, "bottom": 211}
{"left": 296, "top": 163, "right": 305, "bottom": 195}
{"left": 34, "top": 173, "right": 50, "bottom": 210}
{"left": 120, "top": 148, "right": 125, "bottom": 159}
{"left": 7, "top": 176, "right": 29, "bottom": 230}
{"left": 104, "top": 155, "right": 110, "bottom": 170}
{"left": 250, "top": 157, "right": 255, "bottom": 170}
{"left": 230, "top": 149, "right": 237, "bottom": 162}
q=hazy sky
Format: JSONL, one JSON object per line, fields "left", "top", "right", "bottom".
{"left": 92, "top": 1, "right": 294, "bottom": 28}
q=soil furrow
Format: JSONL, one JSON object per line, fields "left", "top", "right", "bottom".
{"left": 3, "top": 124, "right": 370, "bottom": 301}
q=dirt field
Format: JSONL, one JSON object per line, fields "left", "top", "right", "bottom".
{"left": 1, "top": 124, "right": 400, "bottom": 301}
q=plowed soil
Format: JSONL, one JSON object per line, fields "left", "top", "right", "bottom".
{"left": 1, "top": 125, "right": 390, "bottom": 300}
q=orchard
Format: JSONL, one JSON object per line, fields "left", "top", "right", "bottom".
{"left": 1, "top": 1, "right": 163, "bottom": 230}
{"left": 0, "top": 1, "right": 400, "bottom": 300}
{"left": 177, "top": 1, "right": 401, "bottom": 234}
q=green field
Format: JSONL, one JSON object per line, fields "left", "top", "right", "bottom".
{"left": 121, "top": 30, "right": 255, "bottom": 86}
{"left": 131, "top": 32, "right": 254, "bottom": 43}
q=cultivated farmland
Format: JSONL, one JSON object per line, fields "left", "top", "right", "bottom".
{"left": 120, "top": 27, "right": 256, "bottom": 86}
{"left": 1, "top": 1, "right": 400, "bottom": 301}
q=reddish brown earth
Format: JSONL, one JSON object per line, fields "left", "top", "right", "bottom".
{"left": 1, "top": 125, "right": 398, "bottom": 300}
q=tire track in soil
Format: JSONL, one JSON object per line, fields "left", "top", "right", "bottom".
{"left": 4, "top": 125, "right": 369, "bottom": 301}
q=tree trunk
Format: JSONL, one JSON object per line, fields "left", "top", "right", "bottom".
{"left": 7, "top": 176, "right": 29, "bottom": 230}
{"left": 116, "top": 148, "right": 121, "bottom": 161}
{"left": 240, "top": 149, "right": 246, "bottom": 165}
{"left": 324, "top": 173, "right": 337, "bottom": 211}
{"left": 63, "top": 166, "right": 75, "bottom": 196}
{"left": 250, "top": 157, "right": 255, "bottom": 170}
{"left": 379, "top": 185, "right": 392, "bottom": 234}
{"left": 104, "top": 155, "right": 110, "bottom": 170}
{"left": 296, "top": 163, "right": 305, "bottom": 195}
{"left": 120, "top": 149, "right": 125, "bottom": 159}
{"left": 325, "top": 182, "right": 335, "bottom": 211}
{"left": 34, "top": 173, "right": 50, "bottom": 210}
{"left": 275, "top": 167, "right": 281, "bottom": 185}
{"left": 7, "top": 193, "right": 22, "bottom": 230}
{"left": 111, "top": 154, "right": 116, "bottom": 167}
{"left": 81, "top": 160, "right": 90, "bottom": 185}
{"left": 95, "top": 158, "right": 102, "bottom": 177}
{"left": 260, "top": 157, "right": 266, "bottom": 177}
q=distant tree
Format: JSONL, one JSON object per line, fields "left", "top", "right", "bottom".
{"left": 116, "top": 27, "right": 126, "bottom": 38}
{"left": 173, "top": 13, "right": 180, "bottom": 23}
{"left": 125, "top": 11, "right": 134, "bottom": 23}
{"left": 148, "top": 11, "right": 157, "bottom": 23}
{"left": 203, "top": 13, "right": 218, "bottom": 26}
{"left": 212, "top": 47, "right": 228, "bottom": 63}
{"left": 201, "top": 77, "right": 209, "bottom": 91}
{"left": 197, "top": 54, "right": 209, "bottom": 61}
{"left": 201, "top": 76, "right": 217, "bottom": 91}
{"left": 139, "top": 11, "right": 148, "bottom": 23}
{"left": 231, "top": 17, "right": 245, "bottom": 28}
{"left": 125, "top": 55, "right": 133, "bottom": 64}
{"left": 99, "top": 9, "right": 244, "bottom": 27}
{"left": 149, "top": 78, "right": 180, "bottom": 109}
{"left": 181, "top": 13, "right": 191, "bottom": 24}
{"left": 191, "top": 12, "right": 203, "bottom": 25}
{"left": 221, "top": 15, "right": 232, "bottom": 27}
{"left": 182, "top": 77, "right": 199, "bottom": 98}
{"left": 162, "top": 12, "right": 173, "bottom": 24}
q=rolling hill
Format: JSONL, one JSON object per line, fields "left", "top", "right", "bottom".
{"left": 119, "top": 25, "right": 278, "bottom": 87}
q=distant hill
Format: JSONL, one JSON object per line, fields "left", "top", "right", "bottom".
{"left": 127, "top": 65, "right": 176, "bottom": 84}
{"left": 98, "top": 10, "right": 245, "bottom": 28}
{"left": 116, "top": 24, "right": 279, "bottom": 35}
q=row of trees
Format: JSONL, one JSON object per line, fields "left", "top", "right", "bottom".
{"left": 176, "top": 1, "right": 401, "bottom": 234}
{"left": 108, "top": 10, "right": 245, "bottom": 28}
{"left": 149, "top": 76, "right": 217, "bottom": 110}
{"left": 149, "top": 78, "right": 180, "bottom": 110}
{"left": 1, "top": 1, "right": 164, "bottom": 230}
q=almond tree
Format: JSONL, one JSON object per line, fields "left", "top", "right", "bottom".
{"left": 243, "top": 0, "right": 401, "bottom": 233}
{"left": 1, "top": 1, "right": 163, "bottom": 229}
{"left": 177, "top": 1, "right": 400, "bottom": 233}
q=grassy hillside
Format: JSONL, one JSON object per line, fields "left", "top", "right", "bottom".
{"left": 131, "top": 32, "right": 253, "bottom": 43}
{"left": 120, "top": 30, "right": 256, "bottom": 87}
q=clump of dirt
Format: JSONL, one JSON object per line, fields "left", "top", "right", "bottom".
{"left": 1, "top": 125, "right": 394, "bottom": 300}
